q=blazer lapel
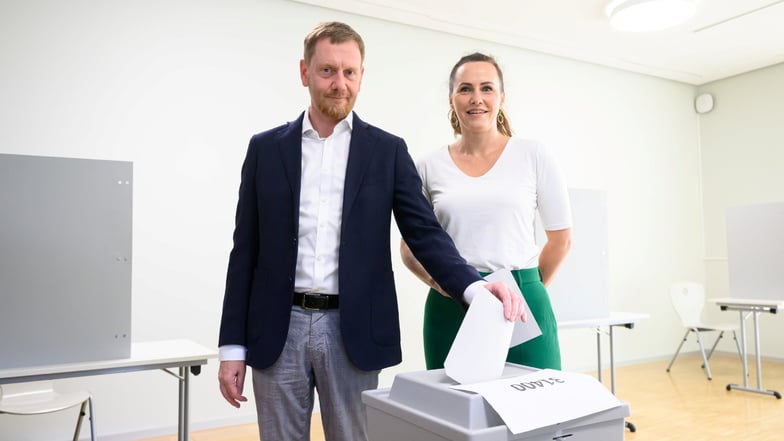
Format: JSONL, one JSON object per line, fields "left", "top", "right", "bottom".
{"left": 277, "top": 113, "right": 305, "bottom": 214}
{"left": 342, "top": 113, "right": 377, "bottom": 219}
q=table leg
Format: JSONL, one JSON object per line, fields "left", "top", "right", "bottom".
{"left": 178, "top": 366, "right": 190, "bottom": 441}
{"left": 609, "top": 325, "right": 616, "bottom": 395}
{"left": 726, "top": 310, "right": 781, "bottom": 398}
{"left": 596, "top": 329, "right": 602, "bottom": 384}
{"left": 739, "top": 311, "right": 749, "bottom": 387}
{"left": 753, "top": 312, "right": 763, "bottom": 390}
{"left": 607, "top": 324, "right": 636, "bottom": 433}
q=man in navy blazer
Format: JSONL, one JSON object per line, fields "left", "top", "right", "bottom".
{"left": 217, "top": 22, "right": 524, "bottom": 441}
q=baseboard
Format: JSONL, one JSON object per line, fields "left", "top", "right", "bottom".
{"left": 95, "top": 414, "right": 258, "bottom": 441}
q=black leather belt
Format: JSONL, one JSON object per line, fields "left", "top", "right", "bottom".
{"left": 293, "top": 292, "right": 339, "bottom": 310}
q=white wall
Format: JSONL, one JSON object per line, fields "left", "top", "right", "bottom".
{"left": 698, "top": 62, "right": 784, "bottom": 356}
{"left": 1, "top": 0, "right": 710, "bottom": 439}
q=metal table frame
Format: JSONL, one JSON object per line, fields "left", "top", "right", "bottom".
{"left": 0, "top": 339, "right": 217, "bottom": 441}
{"left": 558, "top": 312, "right": 649, "bottom": 433}
{"left": 711, "top": 298, "right": 783, "bottom": 399}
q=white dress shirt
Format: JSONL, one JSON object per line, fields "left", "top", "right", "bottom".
{"left": 294, "top": 112, "right": 352, "bottom": 295}
{"left": 220, "top": 110, "right": 352, "bottom": 361}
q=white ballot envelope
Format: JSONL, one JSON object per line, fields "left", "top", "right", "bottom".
{"left": 444, "top": 269, "right": 542, "bottom": 384}
{"left": 485, "top": 269, "right": 542, "bottom": 347}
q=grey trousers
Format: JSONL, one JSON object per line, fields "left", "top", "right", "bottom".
{"left": 252, "top": 306, "right": 380, "bottom": 441}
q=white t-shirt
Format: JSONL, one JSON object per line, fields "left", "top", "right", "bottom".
{"left": 416, "top": 137, "right": 572, "bottom": 272}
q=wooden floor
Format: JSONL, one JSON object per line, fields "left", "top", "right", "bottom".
{"left": 140, "top": 353, "right": 783, "bottom": 441}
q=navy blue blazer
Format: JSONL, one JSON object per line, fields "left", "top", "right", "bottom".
{"left": 218, "top": 112, "right": 481, "bottom": 371}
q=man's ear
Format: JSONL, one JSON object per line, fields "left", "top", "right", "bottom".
{"left": 300, "top": 59, "right": 308, "bottom": 87}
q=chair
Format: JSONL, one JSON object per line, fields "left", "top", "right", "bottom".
{"left": 0, "top": 380, "right": 95, "bottom": 441}
{"left": 666, "top": 281, "right": 742, "bottom": 380}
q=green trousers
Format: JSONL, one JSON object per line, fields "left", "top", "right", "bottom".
{"left": 423, "top": 267, "right": 561, "bottom": 370}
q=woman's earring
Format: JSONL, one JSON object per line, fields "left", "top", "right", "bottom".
{"left": 497, "top": 110, "right": 505, "bottom": 125}
{"left": 449, "top": 109, "right": 460, "bottom": 131}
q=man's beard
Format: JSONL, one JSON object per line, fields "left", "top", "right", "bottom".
{"left": 316, "top": 93, "right": 355, "bottom": 121}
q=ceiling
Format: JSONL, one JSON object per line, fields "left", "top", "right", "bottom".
{"left": 289, "top": 0, "right": 784, "bottom": 85}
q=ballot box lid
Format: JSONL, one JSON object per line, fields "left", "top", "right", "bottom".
{"left": 372, "top": 363, "right": 630, "bottom": 433}
{"left": 386, "top": 363, "right": 528, "bottom": 430}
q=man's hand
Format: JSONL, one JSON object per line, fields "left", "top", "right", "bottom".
{"left": 218, "top": 360, "right": 249, "bottom": 408}
{"left": 483, "top": 281, "right": 527, "bottom": 323}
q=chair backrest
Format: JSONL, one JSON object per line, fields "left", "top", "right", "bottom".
{"left": 670, "top": 282, "right": 706, "bottom": 327}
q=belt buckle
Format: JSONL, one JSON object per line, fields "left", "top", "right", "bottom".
{"left": 301, "top": 292, "right": 324, "bottom": 311}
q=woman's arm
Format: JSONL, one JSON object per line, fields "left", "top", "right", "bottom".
{"left": 538, "top": 228, "right": 572, "bottom": 287}
{"left": 399, "top": 239, "right": 448, "bottom": 296}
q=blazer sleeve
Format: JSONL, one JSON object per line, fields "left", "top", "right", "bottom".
{"left": 218, "top": 138, "right": 260, "bottom": 347}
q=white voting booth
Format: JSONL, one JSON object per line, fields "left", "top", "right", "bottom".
{"left": 362, "top": 363, "right": 629, "bottom": 441}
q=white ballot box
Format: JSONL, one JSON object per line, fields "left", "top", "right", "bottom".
{"left": 362, "top": 363, "right": 630, "bottom": 441}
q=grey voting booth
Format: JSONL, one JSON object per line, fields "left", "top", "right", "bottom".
{"left": 0, "top": 153, "right": 132, "bottom": 369}
{"left": 363, "top": 364, "right": 629, "bottom": 441}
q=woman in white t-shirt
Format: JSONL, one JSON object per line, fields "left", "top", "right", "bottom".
{"left": 401, "top": 52, "right": 572, "bottom": 370}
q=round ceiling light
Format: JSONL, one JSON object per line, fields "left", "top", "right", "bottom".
{"left": 606, "top": 0, "right": 697, "bottom": 32}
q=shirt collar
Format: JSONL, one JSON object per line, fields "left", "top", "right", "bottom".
{"left": 302, "top": 110, "right": 354, "bottom": 138}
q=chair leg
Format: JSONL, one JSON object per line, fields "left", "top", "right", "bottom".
{"left": 730, "top": 330, "right": 747, "bottom": 377}
{"left": 694, "top": 330, "right": 713, "bottom": 380}
{"left": 666, "top": 329, "right": 691, "bottom": 372}
{"left": 706, "top": 331, "right": 724, "bottom": 361}
{"left": 73, "top": 401, "right": 86, "bottom": 441}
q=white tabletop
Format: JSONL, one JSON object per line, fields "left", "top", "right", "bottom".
{"left": 0, "top": 339, "right": 217, "bottom": 382}
{"left": 557, "top": 312, "right": 650, "bottom": 330}
{"left": 710, "top": 298, "right": 784, "bottom": 310}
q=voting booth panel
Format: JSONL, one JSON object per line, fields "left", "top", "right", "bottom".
{"left": 0, "top": 154, "right": 132, "bottom": 369}
{"left": 726, "top": 202, "right": 784, "bottom": 301}
{"left": 363, "top": 364, "right": 629, "bottom": 441}
{"left": 535, "top": 189, "right": 610, "bottom": 322}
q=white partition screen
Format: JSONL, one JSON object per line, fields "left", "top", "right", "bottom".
{"left": 0, "top": 154, "right": 132, "bottom": 369}
{"left": 726, "top": 202, "right": 784, "bottom": 301}
{"left": 535, "top": 188, "right": 610, "bottom": 322}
